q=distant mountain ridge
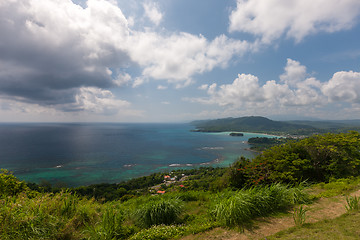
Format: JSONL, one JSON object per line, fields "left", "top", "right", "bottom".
{"left": 191, "top": 116, "right": 360, "bottom": 135}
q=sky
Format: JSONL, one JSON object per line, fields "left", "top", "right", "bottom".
{"left": 0, "top": 0, "right": 360, "bottom": 122}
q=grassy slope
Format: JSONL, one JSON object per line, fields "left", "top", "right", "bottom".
{"left": 181, "top": 179, "right": 360, "bottom": 240}
{"left": 268, "top": 212, "right": 360, "bottom": 240}
{"left": 1, "top": 175, "right": 360, "bottom": 240}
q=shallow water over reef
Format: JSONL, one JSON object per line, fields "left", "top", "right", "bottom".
{"left": 0, "top": 123, "right": 272, "bottom": 187}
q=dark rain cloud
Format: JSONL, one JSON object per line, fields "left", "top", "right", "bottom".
{"left": 0, "top": 0, "right": 131, "bottom": 109}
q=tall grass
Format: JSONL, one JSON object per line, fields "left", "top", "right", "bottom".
{"left": 0, "top": 191, "right": 99, "bottom": 239}
{"left": 210, "top": 183, "right": 309, "bottom": 228}
{"left": 88, "top": 204, "right": 134, "bottom": 240}
{"left": 345, "top": 195, "right": 360, "bottom": 212}
{"left": 133, "top": 196, "right": 183, "bottom": 228}
{"left": 168, "top": 190, "right": 210, "bottom": 202}
{"left": 293, "top": 205, "right": 308, "bottom": 225}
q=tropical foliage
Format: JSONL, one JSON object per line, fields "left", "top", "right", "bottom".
{"left": 229, "top": 131, "right": 360, "bottom": 186}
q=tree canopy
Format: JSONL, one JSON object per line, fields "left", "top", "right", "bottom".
{"left": 229, "top": 131, "right": 360, "bottom": 187}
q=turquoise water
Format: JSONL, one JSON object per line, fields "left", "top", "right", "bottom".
{"left": 0, "top": 123, "right": 275, "bottom": 187}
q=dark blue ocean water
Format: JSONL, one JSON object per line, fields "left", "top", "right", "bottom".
{"left": 0, "top": 123, "right": 272, "bottom": 187}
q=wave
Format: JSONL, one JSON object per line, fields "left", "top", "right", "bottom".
{"left": 198, "top": 146, "right": 224, "bottom": 150}
{"left": 169, "top": 164, "right": 181, "bottom": 167}
{"left": 123, "top": 164, "right": 136, "bottom": 168}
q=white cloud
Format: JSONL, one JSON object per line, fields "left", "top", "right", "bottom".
{"left": 198, "top": 84, "right": 209, "bottom": 90}
{"left": 229, "top": 0, "right": 360, "bottom": 43}
{"left": 143, "top": 1, "right": 163, "bottom": 26}
{"left": 192, "top": 59, "right": 332, "bottom": 116}
{"left": 0, "top": 0, "right": 131, "bottom": 109}
{"left": 74, "top": 87, "right": 130, "bottom": 115}
{"left": 128, "top": 33, "right": 251, "bottom": 85}
{"left": 113, "top": 73, "right": 132, "bottom": 87}
{"left": 210, "top": 74, "right": 265, "bottom": 106}
{"left": 192, "top": 59, "right": 360, "bottom": 120}
{"left": 280, "top": 58, "right": 307, "bottom": 86}
{"left": 132, "top": 77, "right": 148, "bottom": 88}
{"left": 322, "top": 71, "right": 360, "bottom": 103}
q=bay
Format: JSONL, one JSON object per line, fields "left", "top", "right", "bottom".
{"left": 0, "top": 123, "right": 274, "bottom": 187}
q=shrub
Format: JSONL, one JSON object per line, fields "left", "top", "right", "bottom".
{"left": 0, "top": 169, "right": 28, "bottom": 197}
{"left": 133, "top": 197, "right": 183, "bottom": 228}
{"left": 228, "top": 132, "right": 360, "bottom": 187}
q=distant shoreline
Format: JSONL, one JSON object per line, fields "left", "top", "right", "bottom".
{"left": 193, "top": 129, "right": 282, "bottom": 138}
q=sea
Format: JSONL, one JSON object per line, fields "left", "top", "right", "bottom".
{"left": 0, "top": 123, "right": 274, "bottom": 187}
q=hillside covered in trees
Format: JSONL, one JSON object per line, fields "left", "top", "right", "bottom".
{"left": 191, "top": 116, "right": 360, "bottom": 135}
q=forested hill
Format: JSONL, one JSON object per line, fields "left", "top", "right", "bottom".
{"left": 191, "top": 116, "right": 360, "bottom": 135}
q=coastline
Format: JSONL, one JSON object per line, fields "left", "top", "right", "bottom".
{"left": 200, "top": 130, "right": 281, "bottom": 138}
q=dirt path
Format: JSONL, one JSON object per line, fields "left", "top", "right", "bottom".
{"left": 181, "top": 190, "right": 360, "bottom": 240}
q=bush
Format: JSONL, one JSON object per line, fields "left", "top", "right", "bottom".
{"left": 133, "top": 197, "right": 183, "bottom": 228}
{"left": 228, "top": 132, "right": 360, "bottom": 187}
{"left": 0, "top": 169, "right": 28, "bottom": 197}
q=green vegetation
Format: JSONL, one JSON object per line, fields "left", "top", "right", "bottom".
{"left": 229, "top": 132, "right": 244, "bottom": 136}
{"left": 248, "top": 136, "right": 290, "bottom": 151}
{"left": 293, "top": 205, "right": 308, "bottom": 226}
{"left": 1, "top": 131, "right": 360, "bottom": 239}
{"left": 268, "top": 212, "right": 360, "bottom": 240}
{"left": 0, "top": 170, "right": 309, "bottom": 239}
{"left": 132, "top": 197, "right": 183, "bottom": 228}
{"left": 192, "top": 116, "right": 360, "bottom": 135}
{"left": 311, "top": 177, "right": 360, "bottom": 198}
{"left": 0, "top": 169, "right": 28, "bottom": 197}
{"left": 129, "top": 225, "right": 186, "bottom": 240}
{"left": 345, "top": 196, "right": 360, "bottom": 212}
{"left": 211, "top": 184, "right": 309, "bottom": 229}
{"left": 192, "top": 116, "right": 317, "bottom": 135}
{"left": 228, "top": 131, "right": 360, "bottom": 186}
